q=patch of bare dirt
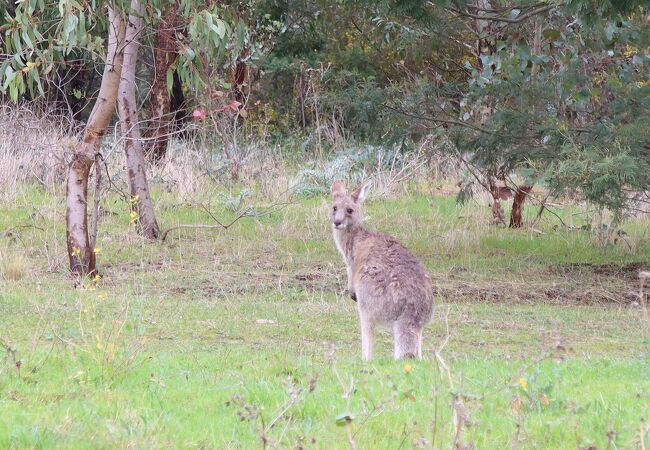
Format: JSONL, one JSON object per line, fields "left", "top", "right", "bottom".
{"left": 555, "top": 262, "right": 645, "bottom": 281}
{"left": 430, "top": 269, "right": 640, "bottom": 305}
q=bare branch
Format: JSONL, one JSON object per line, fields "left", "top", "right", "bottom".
{"left": 447, "top": 4, "right": 556, "bottom": 24}
{"left": 380, "top": 102, "right": 497, "bottom": 135}
{"left": 161, "top": 198, "right": 295, "bottom": 242}
{"left": 1, "top": 224, "right": 46, "bottom": 236}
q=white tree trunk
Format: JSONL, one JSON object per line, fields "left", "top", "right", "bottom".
{"left": 66, "top": 7, "right": 125, "bottom": 276}
{"left": 118, "top": 0, "right": 160, "bottom": 240}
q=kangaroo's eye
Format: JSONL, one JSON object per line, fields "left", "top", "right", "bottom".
{"left": 332, "top": 206, "right": 337, "bottom": 212}
{"left": 346, "top": 208, "right": 354, "bottom": 214}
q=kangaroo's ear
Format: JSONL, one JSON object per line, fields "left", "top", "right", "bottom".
{"left": 331, "top": 180, "right": 347, "bottom": 197}
{"left": 351, "top": 180, "right": 372, "bottom": 204}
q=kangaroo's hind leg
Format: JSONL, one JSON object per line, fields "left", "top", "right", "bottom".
{"left": 359, "top": 311, "right": 374, "bottom": 361}
{"left": 393, "top": 321, "right": 419, "bottom": 359}
{"left": 416, "top": 327, "right": 424, "bottom": 359}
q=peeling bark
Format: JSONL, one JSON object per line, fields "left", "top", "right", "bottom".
{"left": 509, "top": 185, "right": 533, "bottom": 228}
{"left": 233, "top": 47, "right": 249, "bottom": 107}
{"left": 145, "top": 3, "right": 179, "bottom": 163}
{"left": 490, "top": 198, "right": 505, "bottom": 225}
{"left": 66, "top": 7, "right": 125, "bottom": 276}
{"left": 118, "top": 0, "right": 160, "bottom": 240}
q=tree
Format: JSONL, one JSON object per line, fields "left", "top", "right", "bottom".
{"left": 333, "top": 0, "right": 650, "bottom": 224}
{"left": 145, "top": 2, "right": 180, "bottom": 163}
{"left": 118, "top": 0, "right": 160, "bottom": 240}
{"left": 453, "top": 1, "right": 649, "bottom": 222}
{"left": 1, "top": 0, "right": 239, "bottom": 276}
{"left": 254, "top": 0, "right": 648, "bottom": 222}
{"left": 66, "top": 7, "right": 125, "bottom": 276}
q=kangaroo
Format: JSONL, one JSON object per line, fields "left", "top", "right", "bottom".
{"left": 330, "top": 180, "right": 434, "bottom": 361}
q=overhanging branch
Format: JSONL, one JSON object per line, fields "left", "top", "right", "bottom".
{"left": 447, "top": 4, "right": 556, "bottom": 24}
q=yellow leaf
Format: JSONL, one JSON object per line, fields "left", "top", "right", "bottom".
{"left": 404, "top": 363, "right": 413, "bottom": 373}
{"left": 518, "top": 377, "right": 528, "bottom": 390}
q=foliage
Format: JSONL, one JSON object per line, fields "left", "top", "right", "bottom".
{"left": 1, "top": 0, "right": 648, "bottom": 217}
{"left": 365, "top": 0, "right": 650, "bottom": 218}
{"left": 0, "top": 0, "right": 240, "bottom": 104}
{"left": 455, "top": 5, "right": 650, "bottom": 219}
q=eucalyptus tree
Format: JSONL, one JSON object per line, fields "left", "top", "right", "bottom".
{"left": 449, "top": 0, "right": 650, "bottom": 222}
{"left": 145, "top": 3, "right": 179, "bottom": 163}
{"left": 1, "top": 0, "right": 239, "bottom": 276}
{"left": 118, "top": 0, "right": 159, "bottom": 240}
{"left": 339, "top": 0, "right": 650, "bottom": 224}
{"left": 259, "top": 0, "right": 647, "bottom": 223}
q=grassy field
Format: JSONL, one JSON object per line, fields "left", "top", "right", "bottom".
{"left": 1, "top": 185, "right": 649, "bottom": 449}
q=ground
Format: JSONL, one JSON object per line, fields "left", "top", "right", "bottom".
{"left": 1, "top": 187, "right": 649, "bottom": 449}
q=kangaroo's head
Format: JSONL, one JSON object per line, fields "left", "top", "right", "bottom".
{"left": 331, "top": 180, "right": 371, "bottom": 231}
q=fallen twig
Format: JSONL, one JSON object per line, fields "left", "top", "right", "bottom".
{"left": 1, "top": 224, "right": 46, "bottom": 236}
{"left": 161, "top": 199, "right": 294, "bottom": 242}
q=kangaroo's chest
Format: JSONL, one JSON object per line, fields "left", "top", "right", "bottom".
{"left": 332, "top": 229, "right": 352, "bottom": 262}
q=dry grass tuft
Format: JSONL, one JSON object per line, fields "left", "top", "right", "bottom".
{"left": 0, "top": 249, "right": 28, "bottom": 281}
{"left": 142, "top": 137, "right": 293, "bottom": 200}
{"left": 439, "top": 228, "right": 482, "bottom": 254}
{"left": 0, "top": 103, "right": 79, "bottom": 199}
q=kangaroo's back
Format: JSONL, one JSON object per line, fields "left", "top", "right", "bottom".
{"left": 352, "top": 229, "right": 433, "bottom": 328}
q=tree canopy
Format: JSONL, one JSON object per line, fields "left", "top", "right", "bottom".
{"left": 2, "top": 0, "right": 648, "bottom": 224}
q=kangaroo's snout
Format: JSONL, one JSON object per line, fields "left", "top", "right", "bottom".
{"left": 331, "top": 182, "right": 365, "bottom": 231}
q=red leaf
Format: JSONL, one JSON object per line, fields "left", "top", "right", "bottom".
{"left": 192, "top": 109, "right": 207, "bottom": 120}
{"left": 219, "top": 100, "right": 242, "bottom": 112}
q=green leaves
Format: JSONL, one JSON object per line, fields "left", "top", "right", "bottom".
{"left": 517, "top": 44, "right": 531, "bottom": 62}
{"left": 542, "top": 29, "right": 561, "bottom": 41}
{"left": 334, "top": 412, "right": 354, "bottom": 426}
{"left": 205, "top": 12, "right": 227, "bottom": 40}
{"left": 184, "top": 46, "right": 195, "bottom": 63}
{"left": 0, "top": 0, "right": 101, "bottom": 101}
{"left": 2, "top": 66, "right": 18, "bottom": 100}
{"left": 63, "top": 13, "right": 79, "bottom": 38}
{"left": 0, "top": 0, "right": 247, "bottom": 103}
{"left": 188, "top": 9, "right": 232, "bottom": 58}
{"left": 166, "top": 65, "right": 175, "bottom": 94}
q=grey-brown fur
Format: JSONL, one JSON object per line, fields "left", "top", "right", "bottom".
{"left": 330, "top": 180, "right": 434, "bottom": 360}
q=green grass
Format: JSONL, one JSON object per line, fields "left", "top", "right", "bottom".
{"left": 1, "top": 186, "right": 649, "bottom": 449}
